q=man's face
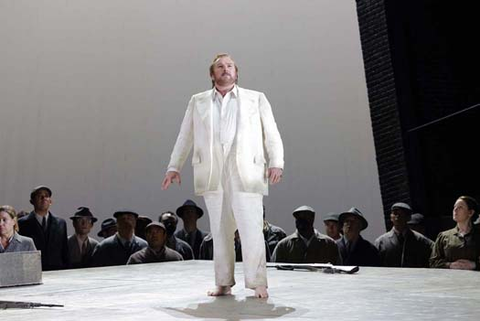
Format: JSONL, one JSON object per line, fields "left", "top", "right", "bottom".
{"left": 324, "top": 220, "right": 341, "bottom": 239}
{"left": 211, "top": 56, "right": 237, "bottom": 87}
{"left": 146, "top": 226, "right": 167, "bottom": 249}
{"left": 73, "top": 217, "right": 93, "bottom": 236}
{"left": 294, "top": 211, "right": 314, "bottom": 232}
{"left": 342, "top": 214, "right": 361, "bottom": 239}
{"left": 116, "top": 213, "right": 136, "bottom": 231}
{"left": 390, "top": 209, "right": 410, "bottom": 229}
{"left": 181, "top": 207, "right": 198, "bottom": 223}
{"left": 160, "top": 213, "right": 178, "bottom": 236}
{"left": 31, "top": 190, "right": 52, "bottom": 212}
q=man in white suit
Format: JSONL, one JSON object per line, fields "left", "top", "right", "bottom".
{"left": 162, "top": 53, "right": 284, "bottom": 298}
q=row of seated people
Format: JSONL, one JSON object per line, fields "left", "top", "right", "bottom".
{"left": 1, "top": 185, "right": 479, "bottom": 271}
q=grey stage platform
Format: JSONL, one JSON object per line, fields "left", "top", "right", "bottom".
{"left": 1, "top": 260, "right": 479, "bottom": 321}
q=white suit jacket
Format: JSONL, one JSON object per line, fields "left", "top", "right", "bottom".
{"left": 167, "top": 87, "right": 284, "bottom": 196}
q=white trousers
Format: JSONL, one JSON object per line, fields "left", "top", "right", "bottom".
{"left": 203, "top": 146, "right": 267, "bottom": 289}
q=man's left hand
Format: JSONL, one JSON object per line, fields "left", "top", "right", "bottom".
{"left": 268, "top": 168, "right": 283, "bottom": 185}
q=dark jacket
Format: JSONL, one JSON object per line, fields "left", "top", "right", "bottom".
{"left": 174, "top": 228, "right": 208, "bottom": 259}
{"left": 375, "top": 228, "right": 433, "bottom": 268}
{"left": 166, "top": 236, "right": 194, "bottom": 260}
{"left": 271, "top": 230, "right": 340, "bottom": 264}
{"left": 336, "top": 235, "right": 380, "bottom": 267}
{"left": 0, "top": 232, "right": 37, "bottom": 253}
{"left": 91, "top": 234, "right": 148, "bottom": 267}
{"left": 127, "top": 246, "right": 183, "bottom": 264}
{"left": 263, "top": 221, "right": 287, "bottom": 257}
{"left": 18, "top": 211, "right": 69, "bottom": 270}
{"left": 67, "top": 235, "right": 99, "bottom": 268}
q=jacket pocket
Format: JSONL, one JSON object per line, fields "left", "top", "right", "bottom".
{"left": 254, "top": 155, "right": 266, "bottom": 165}
{"left": 192, "top": 154, "right": 201, "bottom": 165}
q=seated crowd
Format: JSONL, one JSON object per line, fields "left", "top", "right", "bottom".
{"left": 1, "top": 185, "right": 479, "bottom": 272}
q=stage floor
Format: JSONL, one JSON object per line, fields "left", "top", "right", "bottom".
{"left": 1, "top": 260, "right": 479, "bottom": 320}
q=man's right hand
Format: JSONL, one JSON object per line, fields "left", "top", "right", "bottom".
{"left": 161, "top": 171, "right": 181, "bottom": 190}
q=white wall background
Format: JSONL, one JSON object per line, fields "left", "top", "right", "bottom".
{"left": 0, "top": 0, "right": 385, "bottom": 241}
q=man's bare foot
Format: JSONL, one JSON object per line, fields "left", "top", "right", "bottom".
{"left": 207, "top": 286, "right": 232, "bottom": 296}
{"left": 254, "top": 286, "right": 269, "bottom": 298}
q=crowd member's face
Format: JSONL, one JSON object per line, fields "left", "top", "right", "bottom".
{"left": 211, "top": 56, "right": 237, "bottom": 87}
{"left": 390, "top": 209, "right": 410, "bottom": 230}
{"left": 0, "top": 211, "right": 16, "bottom": 237}
{"left": 73, "top": 217, "right": 93, "bottom": 236}
{"left": 295, "top": 212, "right": 314, "bottom": 233}
{"left": 31, "top": 190, "right": 52, "bottom": 212}
{"left": 453, "top": 199, "right": 474, "bottom": 224}
{"left": 342, "top": 214, "right": 362, "bottom": 240}
{"left": 160, "top": 214, "right": 178, "bottom": 236}
{"left": 181, "top": 207, "right": 198, "bottom": 224}
{"left": 117, "top": 213, "right": 136, "bottom": 231}
{"left": 146, "top": 226, "right": 166, "bottom": 249}
{"left": 324, "top": 220, "right": 340, "bottom": 239}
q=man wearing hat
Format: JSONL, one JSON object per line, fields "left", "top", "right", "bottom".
{"left": 91, "top": 210, "right": 147, "bottom": 267}
{"left": 18, "top": 185, "right": 69, "bottom": 270}
{"left": 263, "top": 206, "right": 286, "bottom": 257}
{"left": 174, "top": 200, "right": 209, "bottom": 259}
{"left": 160, "top": 211, "right": 194, "bottom": 260}
{"left": 127, "top": 222, "right": 183, "bottom": 264}
{"left": 407, "top": 213, "right": 430, "bottom": 237}
{"left": 375, "top": 202, "right": 433, "bottom": 267}
{"left": 135, "top": 216, "right": 153, "bottom": 240}
{"left": 272, "top": 206, "right": 340, "bottom": 264}
{"left": 336, "top": 207, "right": 380, "bottom": 266}
{"left": 97, "top": 218, "right": 117, "bottom": 239}
{"left": 67, "top": 207, "right": 99, "bottom": 268}
{"left": 323, "top": 212, "right": 342, "bottom": 241}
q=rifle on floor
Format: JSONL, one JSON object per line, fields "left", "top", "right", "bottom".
{"left": 267, "top": 262, "right": 359, "bottom": 274}
{"left": 0, "top": 300, "right": 64, "bottom": 309}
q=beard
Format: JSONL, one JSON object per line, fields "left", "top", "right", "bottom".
{"left": 214, "top": 73, "right": 236, "bottom": 87}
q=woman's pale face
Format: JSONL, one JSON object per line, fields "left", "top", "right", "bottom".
{"left": 453, "top": 199, "right": 474, "bottom": 224}
{"left": 0, "top": 211, "right": 16, "bottom": 237}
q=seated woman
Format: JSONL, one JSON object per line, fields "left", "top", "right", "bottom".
{"left": 430, "top": 196, "right": 480, "bottom": 270}
{"left": 0, "top": 205, "right": 36, "bottom": 253}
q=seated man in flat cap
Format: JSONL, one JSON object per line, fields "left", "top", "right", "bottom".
{"left": 336, "top": 207, "right": 380, "bottom": 266}
{"left": 127, "top": 222, "right": 183, "bottom": 264}
{"left": 272, "top": 206, "right": 340, "bottom": 264}
{"left": 68, "top": 207, "right": 99, "bottom": 268}
{"left": 174, "top": 200, "right": 209, "bottom": 259}
{"left": 160, "top": 211, "right": 194, "bottom": 260}
{"left": 323, "top": 212, "right": 342, "bottom": 241}
{"left": 91, "top": 210, "right": 147, "bottom": 267}
{"left": 263, "top": 206, "right": 287, "bottom": 258}
{"left": 375, "top": 202, "right": 433, "bottom": 268}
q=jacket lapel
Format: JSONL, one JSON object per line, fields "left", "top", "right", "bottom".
{"left": 196, "top": 90, "right": 214, "bottom": 125}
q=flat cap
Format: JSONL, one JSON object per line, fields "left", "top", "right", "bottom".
{"left": 145, "top": 222, "right": 166, "bottom": 232}
{"left": 113, "top": 210, "right": 139, "bottom": 219}
{"left": 391, "top": 202, "right": 413, "bottom": 212}
{"left": 323, "top": 212, "right": 339, "bottom": 222}
{"left": 30, "top": 185, "right": 52, "bottom": 200}
{"left": 293, "top": 205, "right": 315, "bottom": 218}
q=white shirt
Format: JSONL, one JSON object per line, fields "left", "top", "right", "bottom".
{"left": 34, "top": 212, "right": 50, "bottom": 227}
{"left": 212, "top": 85, "right": 238, "bottom": 156}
